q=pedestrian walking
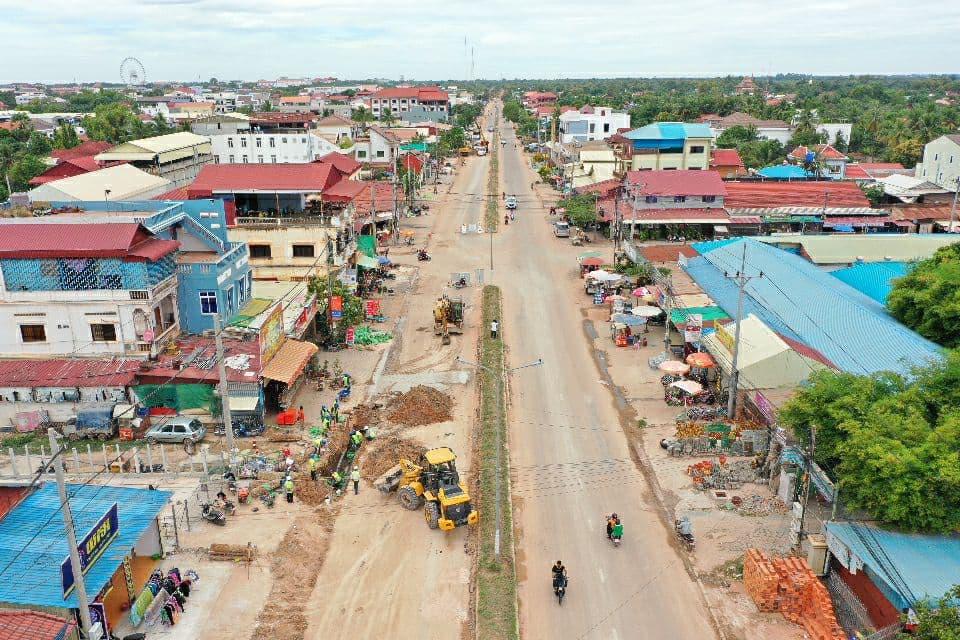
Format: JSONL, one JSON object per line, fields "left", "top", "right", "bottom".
{"left": 308, "top": 456, "right": 319, "bottom": 481}
{"left": 351, "top": 466, "right": 361, "bottom": 495}
{"left": 490, "top": 319, "right": 499, "bottom": 339}
{"left": 332, "top": 400, "right": 340, "bottom": 424}
{"left": 284, "top": 476, "right": 295, "bottom": 503}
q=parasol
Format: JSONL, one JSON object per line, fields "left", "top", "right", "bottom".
{"left": 658, "top": 360, "right": 691, "bottom": 375}
{"left": 581, "top": 257, "right": 604, "bottom": 267}
{"left": 587, "top": 270, "right": 623, "bottom": 282}
{"left": 631, "top": 305, "right": 662, "bottom": 317}
{"left": 669, "top": 379, "right": 703, "bottom": 395}
{"left": 611, "top": 313, "right": 647, "bottom": 326}
{"left": 686, "top": 352, "right": 715, "bottom": 368}
{"left": 578, "top": 251, "right": 602, "bottom": 260}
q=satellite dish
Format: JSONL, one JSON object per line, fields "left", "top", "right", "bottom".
{"left": 120, "top": 57, "right": 146, "bottom": 87}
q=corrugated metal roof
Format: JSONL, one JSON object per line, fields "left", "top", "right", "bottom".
{"left": 0, "top": 483, "right": 171, "bottom": 608}
{"left": 755, "top": 234, "right": 958, "bottom": 264}
{"left": 0, "top": 358, "right": 140, "bottom": 388}
{"left": 625, "top": 169, "right": 726, "bottom": 196}
{"left": 98, "top": 132, "right": 210, "bottom": 157}
{"left": 724, "top": 180, "right": 870, "bottom": 208}
{"left": 188, "top": 163, "right": 337, "bottom": 196}
{"left": 623, "top": 122, "right": 712, "bottom": 140}
{"left": 831, "top": 262, "right": 914, "bottom": 304}
{"left": 0, "top": 222, "right": 178, "bottom": 261}
{"left": 684, "top": 239, "right": 942, "bottom": 375}
{"left": 825, "top": 521, "right": 960, "bottom": 609}
{"left": 28, "top": 164, "right": 172, "bottom": 201}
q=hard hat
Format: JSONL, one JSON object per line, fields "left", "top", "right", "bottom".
{"left": 353, "top": 465, "right": 359, "bottom": 470}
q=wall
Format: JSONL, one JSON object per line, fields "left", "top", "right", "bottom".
{"left": 229, "top": 225, "right": 339, "bottom": 279}
{"left": 629, "top": 138, "right": 711, "bottom": 170}
{"left": 916, "top": 136, "right": 960, "bottom": 189}
{"left": 177, "top": 245, "right": 251, "bottom": 333}
{"left": 757, "top": 126, "right": 792, "bottom": 145}
{"left": 0, "top": 386, "right": 129, "bottom": 425}
{"left": 209, "top": 132, "right": 339, "bottom": 164}
{"left": 816, "top": 123, "right": 853, "bottom": 146}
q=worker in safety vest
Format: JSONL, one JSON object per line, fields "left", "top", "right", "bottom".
{"left": 313, "top": 437, "right": 324, "bottom": 455}
{"left": 350, "top": 430, "right": 364, "bottom": 448}
{"left": 284, "top": 476, "right": 295, "bottom": 503}
{"left": 330, "top": 471, "right": 344, "bottom": 493}
{"left": 351, "top": 466, "right": 361, "bottom": 494}
{"left": 308, "top": 456, "right": 319, "bottom": 481}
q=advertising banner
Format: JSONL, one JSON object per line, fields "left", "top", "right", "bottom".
{"left": 61, "top": 503, "right": 119, "bottom": 597}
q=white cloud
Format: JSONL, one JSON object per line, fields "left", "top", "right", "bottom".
{"left": 1, "top": 0, "right": 958, "bottom": 82}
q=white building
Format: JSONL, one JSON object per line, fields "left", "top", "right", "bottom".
{"left": 15, "top": 92, "right": 47, "bottom": 105}
{"left": 558, "top": 106, "right": 631, "bottom": 143}
{"left": 915, "top": 134, "right": 960, "bottom": 190}
{"left": 368, "top": 86, "right": 450, "bottom": 118}
{"left": 210, "top": 130, "right": 341, "bottom": 164}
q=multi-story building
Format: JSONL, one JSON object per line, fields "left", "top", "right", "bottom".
{"left": 95, "top": 132, "right": 213, "bottom": 188}
{"left": 0, "top": 222, "right": 181, "bottom": 358}
{"left": 619, "top": 122, "right": 713, "bottom": 171}
{"left": 619, "top": 169, "right": 730, "bottom": 237}
{"left": 699, "top": 112, "right": 793, "bottom": 145}
{"left": 915, "top": 134, "right": 960, "bottom": 190}
{"left": 558, "top": 106, "right": 631, "bottom": 143}
{"left": 206, "top": 126, "right": 342, "bottom": 164}
{"left": 522, "top": 91, "right": 558, "bottom": 110}
{"left": 368, "top": 86, "right": 449, "bottom": 119}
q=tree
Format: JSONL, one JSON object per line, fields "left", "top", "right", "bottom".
{"left": 502, "top": 100, "right": 524, "bottom": 123}
{"left": 7, "top": 155, "right": 47, "bottom": 191}
{"left": 888, "top": 243, "right": 960, "bottom": 346}
{"left": 380, "top": 108, "right": 397, "bottom": 125}
{"left": 789, "top": 124, "right": 826, "bottom": 148}
{"left": 906, "top": 584, "right": 960, "bottom": 639}
{"left": 26, "top": 132, "right": 52, "bottom": 157}
{"left": 557, "top": 194, "right": 598, "bottom": 229}
{"left": 716, "top": 125, "right": 759, "bottom": 148}
{"left": 833, "top": 129, "right": 848, "bottom": 152}
{"left": 353, "top": 106, "right": 374, "bottom": 131}
{"left": 338, "top": 136, "right": 354, "bottom": 150}
{"left": 861, "top": 183, "right": 884, "bottom": 207}
{"left": 82, "top": 103, "right": 139, "bottom": 144}
{"left": 52, "top": 123, "right": 80, "bottom": 150}
{"left": 307, "top": 277, "right": 364, "bottom": 342}
{"left": 738, "top": 139, "right": 785, "bottom": 170}
{"left": 887, "top": 138, "right": 924, "bottom": 167}
{"left": 438, "top": 127, "right": 467, "bottom": 155}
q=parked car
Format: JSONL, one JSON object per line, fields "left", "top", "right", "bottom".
{"left": 554, "top": 221, "right": 571, "bottom": 237}
{"left": 505, "top": 196, "right": 518, "bottom": 210}
{"left": 145, "top": 417, "right": 207, "bottom": 444}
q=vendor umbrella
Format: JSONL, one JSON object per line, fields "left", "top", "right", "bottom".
{"left": 578, "top": 251, "right": 602, "bottom": 260}
{"left": 669, "top": 379, "right": 703, "bottom": 395}
{"left": 587, "top": 270, "right": 623, "bottom": 282}
{"left": 581, "top": 257, "right": 604, "bottom": 267}
{"left": 686, "top": 352, "right": 715, "bottom": 368}
{"left": 611, "top": 313, "right": 647, "bottom": 326}
{"left": 377, "top": 256, "right": 392, "bottom": 265}
{"left": 631, "top": 287, "right": 649, "bottom": 297}
{"left": 631, "top": 305, "right": 662, "bottom": 317}
{"left": 604, "top": 294, "right": 627, "bottom": 302}
{"left": 658, "top": 360, "right": 691, "bottom": 375}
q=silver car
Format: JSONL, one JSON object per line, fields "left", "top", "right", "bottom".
{"left": 145, "top": 417, "right": 207, "bottom": 444}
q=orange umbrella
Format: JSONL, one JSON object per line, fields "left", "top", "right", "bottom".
{"left": 686, "top": 352, "right": 715, "bottom": 368}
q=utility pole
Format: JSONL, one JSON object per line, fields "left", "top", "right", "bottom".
{"left": 392, "top": 149, "right": 399, "bottom": 245}
{"left": 725, "top": 243, "right": 762, "bottom": 418}
{"left": 47, "top": 429, "right": 94, "bottom": 639}
{"left": 326, "top": 236, "right": 335, "bottom": 340}
{"left": 949, "top": 178, "right": 959, "bottom": 233}
{"left": 213, "top": 315, "right": 235, "bottom": 458}
{"left": 797, "top": 426, "right": 816, "bottom": 546}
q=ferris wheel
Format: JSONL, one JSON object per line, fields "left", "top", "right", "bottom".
{"left": 120, "top": 57, "right": 146, "bottom": 87}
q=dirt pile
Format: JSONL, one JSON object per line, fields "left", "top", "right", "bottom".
{"left": 252, "top": 513, "right": 336, "bottom": 640}
{"left": 387, "top": 385, "right": 453, "bottom": 426}
{"left": 349, "top": 403, "right": 377, "bottom": 428}
{"left": 295, "top": 471, "right": 331, "bottom": 505}
{"left": 362, "top": 434, "right": 424, "bottom": 480}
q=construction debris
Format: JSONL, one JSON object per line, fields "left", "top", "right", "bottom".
{"left": 208, "top": 543, "right": 256, "bottom": 562}
{"left": 734, "top": 493, "right": 790, "bottom": 517}
{"left": 362, "top": 434, "right": 423, "bottom": 480}
{"left": 354, "top": 325, "right": 393, "bottom": 345}
{"left": 387, "top": 385, "right": 453, "bottom": 426}
{"left": 266, "top": 428, "right": 301, "bottom": 443}
{"left": 686, "top": 457, "right": 761, "bottom": 490}
{"left": 743, "top": 549, "right": 845, "bottom": 640}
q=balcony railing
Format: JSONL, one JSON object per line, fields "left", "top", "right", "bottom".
{"left": 235, "top": 215, "right": 341, "bottom": 227}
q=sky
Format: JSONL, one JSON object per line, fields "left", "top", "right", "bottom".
{"left": 3, "top": 0, "right": 960, "bottom": 83}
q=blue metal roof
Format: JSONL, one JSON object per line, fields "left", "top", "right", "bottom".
{"left": 684, "top": 239, "right": 942, "bottom": 375}
{"left": 825, "top": 521, "right": 960, "bottom": 609}
{"left": 831, "top": 262, "right": 914, "bottom": 304}
{"left": 0, "top": 483, "right": 171, "bottom": 608}
{"left": 757, "top": 165, "right": 814, "bottom": 179}
{"left": 623, "top": 122, "right": 713, "bottom": 141}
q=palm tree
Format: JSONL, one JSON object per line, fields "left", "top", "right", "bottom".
{"left": 380, "top": 108, "right": 397, "bottom": 126}
{"left": 353, "top": 106, "right": 374, "bottom": 132}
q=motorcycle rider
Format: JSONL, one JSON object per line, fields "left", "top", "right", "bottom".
{"left": 552, "top": 560, "right": 567, "bottom": 590}
{"left": 607, "top": 513, "right": 619, "bottom": 539}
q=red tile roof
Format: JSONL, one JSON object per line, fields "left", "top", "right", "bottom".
{"left": 371, "top": 86, "right": 449, "bottom": 102}
{"left": 316, "top": 152, "right": 361, "bottom": 176}
{"left": 29, "top": 157, "right": 106, "bottom": 186}
{"left": 711, "top": 149, "right": 744, "bottom": 169}
{"left": 401, "top": 153, "right": 424, "bottom": 173}
{"left": 0, "top": 610, "right": 73, "bottom": 640}
{"left": 188, "top": 163, "right": 340, "bottom": 196}
{"left": 153, "top": 185, "right": 191, "bottom": 200}
{"left": 639, "top": 244, "right": 699, "bottom": 262}
{"left": 324, "top": 180, "right": 395, "bottom": 211}
{"left": 623, "top": 208, "right": 730, "bottom": 222}
{"left": 0, "top": 358, "right": 140, "bottom": 388}
{"left": 50, "top": 141, "right": 112, "bottom": 161}
{"left": 789, "top": 144, "right": 848, "bottom": 162}
{"left": 843, "top": 163, "right": 906, "bottom": 180}
{"left": 574, "top": 178, "right": 621, "bottom": 197}
{"left": 0, "top": 223, "right": 179, "bottom": 262}
{"left": 625, "top": 170, "right": 727, "bottom": 196}
{"left": 249, "top": 112, "right": 317, "bottom": 126}
{"left": 723, "top": 181, "right": 870, "bottom": 208}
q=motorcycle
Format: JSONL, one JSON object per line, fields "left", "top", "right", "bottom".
{"left": 675, "top": 516, "right": 695, "bottom": 551}
{"left": 138, "top": 462, "right": 164, "bottom": 473}
{"left": 218, "top": 499, "right": 236, "bottom": 516}
{"left": 201, "top": 503, "right": 226, "bottom": 526}
{"left": 453, "top": 278, "right": 468, "bottom": 289}
{"left": 606, "top": 516, "right": 623, "bottom": 547}
{"left": 553, "top": 574, "right": 568, "bottom": 605}
{"left": 417, "top": 250, "right": 431, "bottom": 262}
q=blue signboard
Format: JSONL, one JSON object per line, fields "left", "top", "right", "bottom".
{"left": 61, "top": 503, "right": 120, "bottom": 597}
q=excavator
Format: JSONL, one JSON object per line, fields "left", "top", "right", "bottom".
{"left": 375, "top": 447, "right": 479, "bottom": 531}
{"left": 433, "top": 295, "right": 464, "bottom": 345}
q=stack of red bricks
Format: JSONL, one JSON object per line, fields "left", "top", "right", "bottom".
{"left": 742, "top": 549, "right": 845, "bottom": 640}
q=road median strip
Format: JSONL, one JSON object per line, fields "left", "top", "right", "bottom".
{"left": 475, "top": 284, "right": 518, "bottom": 640}
{"left": 486, "top": 131, "right": 500, "bottom": 232}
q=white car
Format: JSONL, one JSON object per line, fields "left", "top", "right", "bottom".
{"left": 505, "top": 196, "right": 518, "bottom": 210}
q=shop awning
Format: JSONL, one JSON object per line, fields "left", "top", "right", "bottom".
{"left": 261, "top": 339, "right": 318, "bottom": 386}
{"left": 356, "top": 254, "right": 380, "bottom": 269}
{"left": 228, "top": 395, "right": 261, "bottom": 412}
{"left": 671, "top": 306, "right": 730, "bottom": 327}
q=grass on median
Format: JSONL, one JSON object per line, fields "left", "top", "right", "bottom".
{"left": 476, "top": 284, "right": 518, "bottom": 640}
{"left": 486, "top": 134, "right": 500, "bottom": 232}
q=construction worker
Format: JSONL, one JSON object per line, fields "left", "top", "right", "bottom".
{"left": 284, "top": 476, "right": 295, "bottom": 503}
{"left": 342, "top": 372, "right": 352, "bottom": 390}
{"left": 320, "top": 405, "right": 330, "bottom": 422}
{"left": 332, "top": 400, "right": 340, "bottom": 424}
{"left": 350, "top": 429, "right": 364, "bottom": 448}
{"left": 351, "top": 465, "right": 361, "bottom": 495}
{"left": 313, "top": 436, "right": 324, "bottom": 456}
{"left": 308, "top": 455, "right": 319, "bottom": 481}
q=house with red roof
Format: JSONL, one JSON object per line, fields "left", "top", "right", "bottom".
{"left": 369, "top": 86, "right": 449, "bottom": 119}
{"left": 723, "top": 180, "right": 886, "bottom": 232}
{"left": 522, "top": 91, "right": 558, "bottom": 110}
{"left": 28, "top": 156, "right": 107, "bottom": 186}
{"left": 187, "top": 162, "right": 344, "bottom": 212}
{"left": 617, "top": 170, "right": 734, "bottom": 237}
{"left": 0, "top": 221, "right": 181, "bottom": 358}
{"left": 788, "top": 144, "right": 850, "bottom": 179}
{"left": 710, "top": 149, "right": 746, "bottom": 179}
{"left": 323, "top": 180, "right": 397, "bottom": 234}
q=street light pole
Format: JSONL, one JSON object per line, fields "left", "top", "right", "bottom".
{"left": 213, "top": 315, "right": 236, "bottom": 458}
{"left": 457, "top": 356, "right": 542, "bottom": 559}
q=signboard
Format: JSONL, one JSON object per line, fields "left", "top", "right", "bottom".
{"left": 330, "top": 296, "right": 343, "bottom": 320}
{"left": 338, "top": 268, "right": 358, "bottom": 287}
{"left": 88, "top": 602, "right": 108, "bottom": 636}
{"left": 259, "top": 303, "right": 285, "bottom": 366}
{"left": 753, "top": 391, "right": 776, "bottom": 424}
{"left": 715, "top": 321, "right": 735, "bottom": 354}
{"left": 365, "top": 299, "right": 381, "bottom": 318}
{"left": 345, "top": 327, "right": 356, "bottom": 345}
{"left": 683, "top": 313, "right": 703, "bottom": 343}
{"left": 293, "top": 295, "right": 318, "bottom": 339}
{"left": 61, "top": 503, "right": 120, "bottom": 598}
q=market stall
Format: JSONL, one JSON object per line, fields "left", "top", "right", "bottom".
{"left": 579, "top": 256, "right": 604, "bottom": 278}
{"left": 609, "top": 314, "right": 648, "bottom": 347}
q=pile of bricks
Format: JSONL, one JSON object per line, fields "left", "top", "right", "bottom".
{"left": 742, "top": 549, "right": 845, "bottom": 640}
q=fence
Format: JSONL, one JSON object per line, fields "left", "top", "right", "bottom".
{"left": 825, "top": 569, "right": 874, "bottom": 634}
{"left": 160, "top": 474, "right": 231, "bottom": 552}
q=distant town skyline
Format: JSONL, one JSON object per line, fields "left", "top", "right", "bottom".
{"left": 4, "top": 0, "right": 960, "bottom": 84}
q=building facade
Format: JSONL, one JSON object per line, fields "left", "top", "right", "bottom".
{"left": 915, "top": 134, "right": 960, "bottom": 190}
{"left": 621, "top": 122, "right": 713, "bottom": 171}
{"left": 95, "top": 132, "right": 213, "bottom": 188}
{"left": 558, "top": 106, "right": 631, "bottom": 143}
{"left": 369, "top": 86, "right": 450, "bottom": 118}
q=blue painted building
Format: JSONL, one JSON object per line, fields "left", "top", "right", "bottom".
{"left": 53, "top": 199, "right": 252, "bottom": 333}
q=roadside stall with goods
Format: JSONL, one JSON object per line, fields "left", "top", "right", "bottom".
{"left": 610, "top": 313, "right": 648, "bottom": 347}
{"left": 579, "top": 256, "right": 604, "bottom": 278}
{"left": 585, "top": 269, "right": 623, "bottom": 302}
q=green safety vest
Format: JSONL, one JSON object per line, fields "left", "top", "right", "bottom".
{"left": 351, "top": 433, "right": 363, "bottom": 445}
{"left": 308, "top": 458, "right": 318, "bottom": 471}
{"left": 332, "top": 472, "right": 342, "bottom": 482}
{"left": 351, "top": 470, "right": 361, "bottom": 482}
{"left": 284, "top": 480, "right": 294, "bottom": 492}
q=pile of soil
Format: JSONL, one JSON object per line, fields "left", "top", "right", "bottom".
{"left": 387, "top": 385, "right": 453, "bottom": 426}
{"left": 294, "top": 471, "right": 330, "bottom": 505}
{"left": 361, "top": 434, "right": 423, "bottom": 480}
{"left": 349, "top": 403, "right": 377, "bottom": 428}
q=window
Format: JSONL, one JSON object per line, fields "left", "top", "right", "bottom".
{"left": 90, "top": 323, "right": 117, "bottom": 342}
{"left": 199, "top": 291, "right": 218, "bottom": 315}
{"left": 702, "top": 195, "right": 716, "bottom": 203}
{"left": 357, "top": 150, "right": 367, "bottom": 158}
{"left": 301, "top": 137, "right": 306, "bottom": 143}
{"left": 689, "top": 145, "right": 705, "bottom": 154}
{"left": 293, "top": 244, "right": 315, "bottom": 258}
{"left": 249, "top": 244, "right": 272, "bottom": 258}
{"left": 271, "top": 155, "right": 277, "bottom": 163}
{"left": 644, "top": 196, "right": 658, "bottom": 204}
{"left": 257, "top": 155, "right": 263, "bottom": 163}
{"left": 20, "top": 324, "right": 46, "bottom": 343}
{"left": 269, "top": 138, "right": 276, "bottom": 148}
{"left": 674, "top": 196, "right": 686, "bottom": 203}
{"left": 229, "top": 154, "right": 235, "bottom": 163}
{"left": 951, "top": 156, "right": 955, "bottom": 164}
{"left": 376, "top": 150, "right": 385, "bottom": 158}
{"left": 282, "top": 137, "right": 287, "bottom": 143}
{"left": 227, "top": 138, "right": 234, "bottom": 148}
{"left": 241, "top": 138, "right": 247, "bottom": 147}
{"left": 225, "top": 286, "right": 234, "bottom": 312}
{"left": 603, "top": 123, "right": 610, "bottom": 133}
{"left": 934, "top": 153, "right": 939, "bottom": 161}
{"left": 255, "top": 138, "right": 262, "bottom": 148}
{"left": 242, "top": 155, "right": 248, "bottom": 163}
